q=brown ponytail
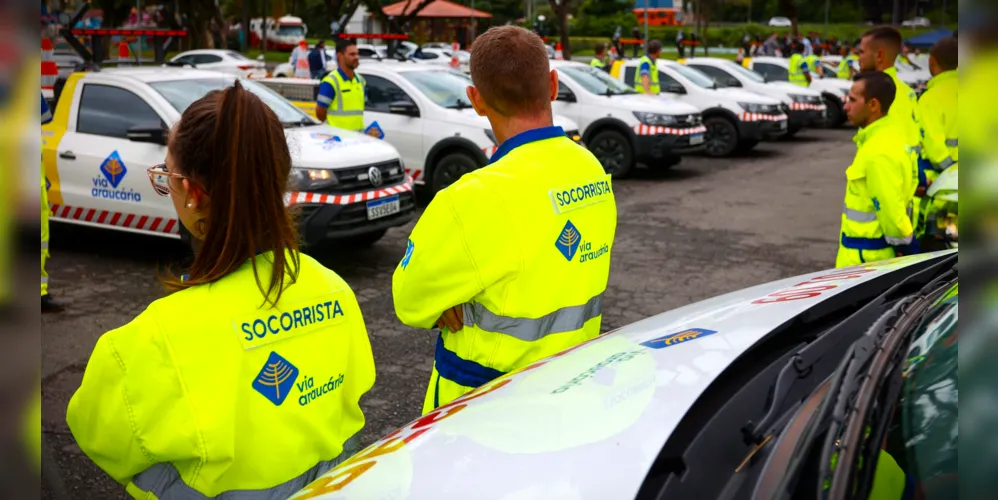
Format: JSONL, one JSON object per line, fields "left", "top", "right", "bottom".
{"left": 164, "top": 81, "right": 300, "bottom": 307}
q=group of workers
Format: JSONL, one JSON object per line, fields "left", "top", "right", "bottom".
{"left": 60, "top": 26, "right": 617, "bottom": 498}
{"left": 44, "top": 18, "right": 956, "bottom": 498}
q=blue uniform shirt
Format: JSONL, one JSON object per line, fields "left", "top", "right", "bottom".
{"left": 41, "top": 93, "right": 52, "bottom": 124}
{"left": 639, "top": 55, "right": 652, "bottom": 77}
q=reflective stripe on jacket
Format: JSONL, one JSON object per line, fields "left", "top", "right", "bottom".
{"left": 319, "top": 70, "right": 365, "bottom": 131}
{"left": 836, "top": 115, "right": 917, "bottom": 268}
{"left": 634, "top": 55, "right": 660, "bottom": 94}
{"left": 392, "top": 126, "right": 618, "bottom": 414}
{"left": 66, "top": 252, "right": 375, "bottom": 498}
{"left": 788, "top": 54, "right": 808, "bottom": 86}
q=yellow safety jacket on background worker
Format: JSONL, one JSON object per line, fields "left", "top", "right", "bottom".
{"left": 805, "top": 54, "right": 821, "bottom": 76}
{"left": 788, "top": 54, "right": 809, "bottom": 86}
{"left": 635, "top": 55, "right": 660, "bottom": 94}
{"left": 392, "top": 126, "right": 618, "bottom": 414}
{"left": 318, "top": 69, "right": 365, "bottom": 131}
{"left": 67, "top": 251, "right": 375, "bottom": 499}
{"left": 41, "top": 93, "right": 52, "bottom": 297}
{"left": 884, "top": 66, "right": 923, "bottom": 232}
{"left": 836, "top": 115, "right": 917, "bottom": 268}
{"left": 837, "top": 55, "right": 858, "bottom": 79}
{"left": 915, "top": 70, "right": 958, "bottom": 189}
{"left": 590, "top": 57, "right": 607, "bottom": 71}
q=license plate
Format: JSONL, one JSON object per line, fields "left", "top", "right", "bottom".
{"left": 780, "top": 120, "right": 788, "bottom": 130}
{"left": 367, "top": 195, "right": 400, "bottom": 220}
{"left": 690, "top": 134, "right": 705, "bottom": 145}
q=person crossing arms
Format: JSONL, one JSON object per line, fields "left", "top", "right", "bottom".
{"left": 67, "top": 82, "right": 375, "bottom": 498}
{"left": 316, "top": 39, "right": 365, "bottom": 131}
{"left": 636, "top": 39, "right": 662, "bottom": 94}
{"left": 836, "top": 72, "right": 918, "bottom": 268}
{"left": 915, "top": 37, "right": 958, "bottom": 230}
{"left": 590, "top": 43, "right": 609, "bottom": 72}
{"left": 392, "top": 26, "right": 618, "bottom": 414}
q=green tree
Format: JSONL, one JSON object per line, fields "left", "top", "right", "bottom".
{"left": 574, "top": 0, "right": 635, "bottom": 38}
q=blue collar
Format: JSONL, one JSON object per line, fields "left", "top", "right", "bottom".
{"left": 488, "top": 126, "right": 565, "bottom": 165}
{"left": 337, "top": 68, "right": 356, "bottom": 82}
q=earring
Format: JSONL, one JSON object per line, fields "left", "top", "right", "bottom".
{"left": 187, "top": 202, "right": 194, "bottom": 208}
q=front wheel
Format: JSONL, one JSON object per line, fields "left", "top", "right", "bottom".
{"left": 736, "top": 138, "right": 760, "bottom": 153}
{"left": 589, "top": 129, "right": 634, "bottom": 178}
{"left": 431, "top": 152, "right": 478, "bottom": 194}
{"left": 703, "top": 117, "right": 739, "bottom": 157}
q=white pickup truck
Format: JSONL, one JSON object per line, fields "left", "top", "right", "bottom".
{"left": 42, "top": 67, "right": 415, "bottom": 247}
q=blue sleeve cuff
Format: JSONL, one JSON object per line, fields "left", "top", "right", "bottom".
{"left": 917, "top": 157, "right": 931, "bottom": 188}
{"left": 316, "top": 82, "right": 335, "bottom": 109}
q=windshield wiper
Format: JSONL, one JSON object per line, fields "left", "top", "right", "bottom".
{"left": 446, "top": 99, "right": 471, "bottom": 110}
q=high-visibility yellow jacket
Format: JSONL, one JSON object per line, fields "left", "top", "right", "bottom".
{"left": 317, "top": 69, "right": 365, "bottom": 131}
{"left": 67, "top": 252, "right": 375, "bottom": 499}
{"left": 590, "top": 57, "right": 607, "bottom": 70}
{"left": 635, "top": 55, "right": 660, "bottom": 94}
{"left": 837, "top": 55, "right": 858, "bottom": 79}
{"left": 884, "top": 66, "right": 923, "bottom": 228}
{"left": 788, "top": 54, "right": 809, "bottom": 86}
{"left": 916, "top": 70, "right": 958, "bottom": 187}
{"left": 392, "top": 126, "right": 618, "bottom": 414}
{"left": 836, "top": 115, "right": 917, "bottom": 268}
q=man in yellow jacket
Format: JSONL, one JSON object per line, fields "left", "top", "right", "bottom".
{"left": 836, "top": 71, "right": 918, "bottom": 268}
{"left": 393, "top": 25, "right": 618, "bottom": 414}
{"left": 856, "top": 26, "right": 922, "bottom": 235}
{"left": 915, "top": 37, "right": 958, "bottom": 232}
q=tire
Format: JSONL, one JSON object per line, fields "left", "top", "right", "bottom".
{"left": 736, "top": 138, "right": 760, "bottom": 153}
{"left": 823, "top": 96, "right": 845, "bottom": 128}
{"left": 431, "top": 151, "right": 479, "bottom": 194}
{"left": 784, "top": 124, "right": 801, "bottom": 138}
{"left": 650, "top": 154, "right": 682, "bottom": 170}
{"left": 588, "top": 129, "right": 634, "bottom": 178}
{"left": 703, "top": 117, "right": 739, "bottom": 157}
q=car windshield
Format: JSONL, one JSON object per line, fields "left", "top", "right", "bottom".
{"left": 401, "top": 70, "right": 474, "bottom": 109}
{"left": 670, "top": 63, "right": 718, "bottom": 88}
{"left": 722, "top": 60, "right": 767, "bottom": 83}
{"left": 275, "top": 24, "right": 305, "bottom": 37}
{"left": 560, "top": 65, "right": 637, "bottom": 95}
{"left": 150, "top": 77, "right": 313, "bottom": 125}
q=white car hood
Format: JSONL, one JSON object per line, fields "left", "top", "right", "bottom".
{"left": 767, "top": 81, "right": 823, "bottom": 96}
{"left": 442, "top": 108, "right": 580, "bottom": 134}
{"left": 714, "top": 87, "right": 781, "bottom": 104}
{"left": 291, "top": 251, "right": 954, "bottom": 500}
{"left": 814, "top": 78, "right": 852, "bottom": 92}
{"left": 604, "top": 93, "right": 701, "bottom": 115}
{"left": 286, "top": 124, "right": 400, "bottom": 170}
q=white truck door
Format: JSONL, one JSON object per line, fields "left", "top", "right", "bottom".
{"left": 59, "top": 82, "right": 176, "bottom": 234}
{"left": 361, "top": 74, "right": 424, "bottom": 173}
{"left": 552, "top": 78, "right": 585, "bottom": 133}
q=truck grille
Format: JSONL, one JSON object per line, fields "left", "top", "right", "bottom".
{"left": 326, "top": 160, "right": 406, "bottom": 194}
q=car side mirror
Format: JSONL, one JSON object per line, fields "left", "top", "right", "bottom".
{"left": 664, "top": 83, "right": 686, "bottom": 94}
{"left": 126, "top": 123, "right": 167, "bottom": 145}
{"left": 389, "top": 100, "right": 420, "bottom": 117}
{"left": 556, "top": 88, "right": 576, "bottom": 102}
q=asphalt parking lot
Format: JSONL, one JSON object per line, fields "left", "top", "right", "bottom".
{"left": 41, "top": 127, "right": 853, "bottom": 498}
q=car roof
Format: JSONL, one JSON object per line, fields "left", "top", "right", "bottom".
{"left": 90, "top": 67, "right": 235, "bottom": 83}
{"left": 750, "top": 56, "right": 785, "bottom": 64}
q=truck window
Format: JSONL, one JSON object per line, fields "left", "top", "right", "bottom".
{"left": 77, "top": 84, "right": 163, "bottom": 139}
{"left": 364, "top": 75, "right": 413, "bottom": 112}
{"left": 754, "top": 63, "right": 789, "bottom": 82}
{"left": 688, "top": 65, "right": 741, "bottom": 87}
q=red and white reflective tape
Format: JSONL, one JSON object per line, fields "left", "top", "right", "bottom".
{"left": 482, "top": 144, "right": 499, "bottom": 160}
{"left": 404, "top": 168, "right": 425, "bottom": 184}
{"left": 789, "top": 102, "right": 826, "bottom": 111}
{"left": 740, "top": 113, "right": 789, "bottom": 122}
{"left": 286, "top": 177, "right": 414, "bottom": 206}
{"left": 50, "top": 204, "right": 180, "bottom": 234}
{"left": 632, "top": 124, "right": 708, "bottom": 136}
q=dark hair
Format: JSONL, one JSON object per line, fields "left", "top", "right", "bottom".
{"left": 853, "top": 71, "right": 896, "bottom": 114}
{"left": 335, "top": 38, "right": 356, "bottom": 55}
{"left": 862, "top": 26, "right": 903, "bottom": 57}
{"left": 930, "top": 37, "right": 959, "bottom": 71}
{"left": 594, "top": 43, "right": 606, "bottom": 54}
{"left": 793, "top": 42, "right": 804, "bottom": 53}
{"left": 469, "top": 26, "right": 551, "bottom": 118}
{"left": 166, "top": 81, "right": 300, "bottom": 306}
{"left": 317, "top": 39, "right": 326, "bottom": 47}
{"left": 648, "top": 39, "right": 662, "bottom": 53}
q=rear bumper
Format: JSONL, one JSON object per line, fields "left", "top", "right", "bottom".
{"left": 293, "top": 188, "right": 417, "bottom": 246}
{"left": 633, "top": 127, "right": 707, "bottom": 159}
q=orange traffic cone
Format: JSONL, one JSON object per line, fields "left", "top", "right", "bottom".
{"left": 41, "top": 37, "right": 57, "bottom": 90}
{"left": 554, "top": 42, "right": 563, "bottom": 60}
{"left": 450, "top": 41, "right": 460, "bottom": 68}
{"left": 118, "top": 40, "right": 131, "bottom": 64}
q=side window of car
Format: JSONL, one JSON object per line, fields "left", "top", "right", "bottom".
{"left": 77, "top": 84, "right": 163, "bottom": 138}
{"left": 359, "top": 48, "right": 375, "bottom": 58}
{"left": 756, "top": 63, "right": 789, "bottom": 81}
{"left": 363, "top": 74, "right": 414, "bottom": 112}
{"left": 421, "top": 52, "right": 439, "bottom": 59}
{"left": 624, "top": 67, "right": 636, "bottom": 86}
{"left": 691, "top": 65, "right": 740, "bottom": 87}
{"left": 658, "top": 72, "right": 684, "bottom": 92}
{"left": 199, "top": 54, "right": 223, "bottom": 64}
{"left": 174, "top": 55, "right": 195, "bottom": 65}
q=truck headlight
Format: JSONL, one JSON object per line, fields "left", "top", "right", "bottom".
{"left": 739, "top": 102, "right": 777, "bottom": 113}
{"left": 633, "top": 111, "right": 679, "bottom": 126}
{"left": 289, "top": 167, "right": 339, "bottom": 191}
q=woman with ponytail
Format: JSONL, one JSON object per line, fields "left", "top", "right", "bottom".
{"left": 66, "top": 82, "right": 375, "bottom": 498}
